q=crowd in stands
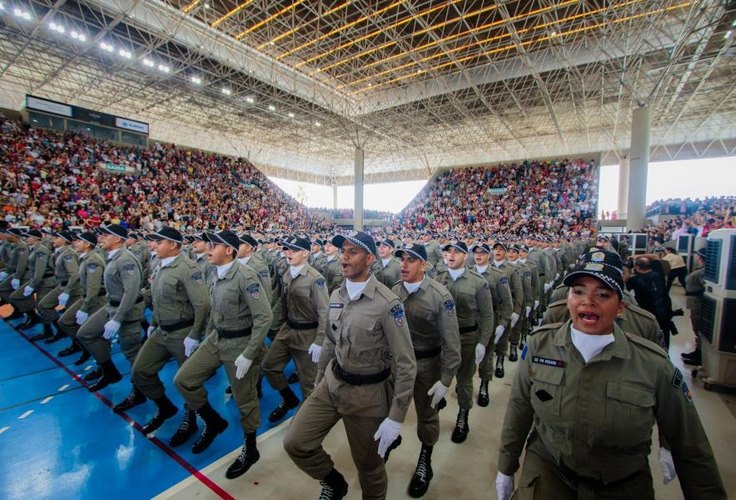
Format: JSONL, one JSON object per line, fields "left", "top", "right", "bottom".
{"left": 639, "top": 196, "right": 736, "bottom": 243}
{"left": 646, "top": 196, "right": 736, "bottom": 218}
{"left": 306, "top": 208, "right": 395, "bottom": 221}
{"left": 0, "top": 117, "right": 336, "bottom": 233}
{"left": 395, "top": 159, "right": 598, "bottom": 238}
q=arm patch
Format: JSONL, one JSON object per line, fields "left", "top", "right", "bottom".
{"left": 191, "top": 270, "right": 203, "bottom": 285}
{"left": 246, "top": 282, "right": 261, "bottom": 298}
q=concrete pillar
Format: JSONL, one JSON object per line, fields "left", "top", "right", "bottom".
{"left": 617, "top": 157, "right": 630, "bottom": 220}
{"left": 331, "top": 181, "right": 338, "bottom": 210}
{"left": 354, "top": 147, "right": 364, "bottom": 231}
{"left": 626, "top": 106, "right": 650, "bottom": 231}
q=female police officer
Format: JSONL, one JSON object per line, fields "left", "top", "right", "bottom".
{"left": 495, "top": 248, "right": 725, "bottom": 500}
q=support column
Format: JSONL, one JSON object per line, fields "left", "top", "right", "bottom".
{"left": 331, "top": 181, "right": 338, "bottom": 210}
{"left": 626, "top": 106, "right": 650, "bottom": 231}
{"left": 354, "top": 147, "right": 364, "bottom": 231}
{"left": 617, "top": 157, "right": 630, "bottom": 220}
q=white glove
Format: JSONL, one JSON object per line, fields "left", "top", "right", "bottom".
{"left": 373, "top": 418, "right": 401, "bottom": 458}
{"left": 494, "top": 325, "right": 505, "bottom": 343}
{"left": 75, "top": 310, "right": 89, "bottom": 325}
{"left": 510, "top": 312, "right": 520, "bottom": 328}
{"left": 11, "top": 278, "right": 20, "bottom": 290}
{"left": 533, "top": 300, "right": 539, "bottom": 310}
{"left": 183, "top": 337, "right": 199, "bottom": 357}
{"left": 234, "top": 354, "right": 253, "bottom": 379}
{"left": 496, "top": 471, "right": 514, "bottom": 500}
{"left": 659, "top": 447, "right": 676, "bottom": 485}
{"left": 0, "top": 271, "right": 8, "bottom": 281}
{"left": 427, "top": 381, "right": 449, "bottom": 409}
{"left": 543, "top": 283, "right": 551, "bottom": 293}
{"left": 555, "top": 273, "right": 560, "bottom": 280}
{"left": 308, "top": 343, "right": 322, "bottom": 363}
{"left": 146, "top": 326, "right": 155, "bottom": 338}
{"left": 525, "top": 306, "right": 531, "bottom": 318}
{"left": 103, "top": 319, "right": 121, "bottom": 340}
{"left": 23, "top": 285, "right": 34, "bottom": 297}
{"left": 475, "top": 343, "right": 486, "bottom": 365}
{"left": 58, "top": 292, "right": 70, "bottom": 307}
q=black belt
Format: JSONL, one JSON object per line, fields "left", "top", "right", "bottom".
{"left": 558, "top": 460, "right": 643, "bottom": 489}
{"left": 217, "top": 327, "right": 252, "bottom": 339}
{"left": 286, "top": 318, "right": 319, "bottom": 330}
{"left": 160, "top": 318, "right": 195, "bottom": 332}
{"left": 109, "top": 296, "right": 143, "bottom": 307}
{"left": 459, "top": 324, "right": 478, "bottom": 334}
{"left": 334, "top": 362, "right": 391, "bottom": 386}
{"left": 414, "top": 346, "right": 442, "bottom": 359}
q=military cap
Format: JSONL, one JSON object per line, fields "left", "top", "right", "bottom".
{"left": 395, "top": 243, "right": 427, "bottom": 262}
{"left": 563, "top": 249, "right": 624, "bottom": 298}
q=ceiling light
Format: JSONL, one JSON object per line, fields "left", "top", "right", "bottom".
{"left": 288, "top": 112, "right": 295, "bottom": 118}
{"left": 268, "top": 104, "right": 275, "bottom": 111}
{"left": 157, "top": 64, "right": 170, "bottom": 73}
{"left": 142, "top": 58, "right": 154, "bottom": 67}
{"left": 314, "top": 121, "right": 321, "bottom": 127}
{"left": 222, "top": 88, "right": 231, "bottom": 95}
{"left": 190, "top": 76, "right": 202, "bottom": 84}
{"left": 14, "top": 8, "right": 32, "bottom": 20}
{"left": 119, "top": 49, "right": 132, "bottom": 59}
{"left": 0, "top": 3, "right": 5, "bottom": 11}
{"left": 245, "top": 96, "right": 255, "bottom": 103}
{"left": 49, "top": 22, "right": 57, "bottom": 30}
{"left": 726, "top": 30, "right": 733, "bottom": 39}
{"left": 100, "top": 42, "right": 114, "bottom": 52}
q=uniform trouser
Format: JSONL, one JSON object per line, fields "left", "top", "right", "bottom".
{"left": 37, "top": 286, "right": 80, "bottom": 324}
{"left": 58, "top": 299, "right": 104, "bottom": 338}
{"left": 174, "top": 334, "right": 264, "bottom": 433}
{"left": 479, "top": 327, "right": 500, "bottom": 381}
{"left": 514, "top": 450, "right": 654, "bottom": 500}
{"left": 132, "top": 327, "right": 189, "bottom": 400}
{"left": 456, "top": 334, "right": 480, "bottom": 410}
{"left": 283, "top": 370, "right": 387, "bottom": 500}
{"left": 505, "top": 311, "right": 527, "bottom": 352}
{"left": 10, "top": 279, "right": 55, "bottom": 313}
{"left": 688, "top": 303, "right": 701, "bottom": 336}
{"left": 77, "top": 307, "right": 143, "bottom": 364}
{"left": 262, "top": 330, "right": 317, "bottom": 400}
{"left": 414, "top": 356, "right": 441, "bottom": 446}
{"left": 666, "top": 267, "right": 687, "bottom": 291}
{"left": 0, "top": 277, "right": 14, "bottom": 302}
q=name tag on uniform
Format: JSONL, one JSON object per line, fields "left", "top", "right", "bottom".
{"left": 330, "top": 303, "right": 344, "bottom": 308}
{"left": 532, "top": 356, "right": 565, "bottom": 368}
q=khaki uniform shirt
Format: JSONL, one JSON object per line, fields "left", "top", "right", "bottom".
{"left": 433, "top": 268, "right": 494, "bottom": 347}
{"left": 25, "top": 243, "right": 54, "bottom": 287}
{"left": 79, "top": 251, "right": 106, "bottom": 313}
{"left": 309, "top": 252, "right": 327, "bottom": 276}
{"left": 323, "top": 256, "right": 344, "bottom": 294}
{"left": 494, "top": 260, "right": 524, "bottom": 315}
{"left": 425, "top": 241, "right": 444, "bottom": 267}
{"left": 476, "top": 265, "right": 513, "bottom": 328}
{"left": 318, "top": 275, "right": 417, "bottom": 422}
{"left": 392, "top": 278, "right": 461, "bottom": 387}
{"left": 685, "top": 266, "right": 705, "bottom": 311}
{"left": 151, "top": 253, "right": 210, "bottom": 340}
{"left": 498, "top": 320, "right": 725, "bottom": 499}
{"left": 521, "top": 258, "right": 541, "bottom": 304}
{"left": 105, "top": 248, "right": 144, "bottom": 322}
{"left": 206, "top": 261, "right": 272, "bottom": 360}
{"left": 8, "top": 240, "right": 29, "bottom": 280}
{"left": 513, "top": 260, "right": 534, "bottom": 309}
{"left": 372, "top": 257, "right": 401, "bottom": 289}
{"left": 242, "top": 255, "right": 272, "bottom": 304}
{"left": 272, "top": 264, "right": 329, "bottom": 349}
{"left": 54, "top": 246, "right": 82, "bottom": 296}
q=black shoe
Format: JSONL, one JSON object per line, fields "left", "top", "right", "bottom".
{"left": 192, "top": 403, "right": 228, "bottom": 454}
{"left": 495, "top": 355, "right": 505, "bottom": 379}
{"left": 29, "top": 323, "right": 54, "bottom": 341}
{"left": 287, "top": 372, "right": 299, "bottom": 384}
{"left": 169, "top": 410, "right": 198, "bottom": 447}
{"left": 451, "top": 409, "right": 469, "bottom": 443}
{"left": 477, "top": 379, "right": 490, "bottom": 407}
{"left": 59, "top": 343, "right": 82, "bottom": 357}
{"left": 225, "top": 432, "right": 260, "bottom": 479}
{"left": 268, "top": 387, "right": 300, "bottom": 423}
{"left": 74, "top": 349, "right": 91, "bottom": 366}
{"left": 142, "top": 397, "right": 179, "bottom": 434}
{"left": 88, "top": 360, "right": 122, "bottom": 391}
{"left": 319, "top": 469, "right": 348, "bottom": 500}
{"left": 83, "top": 366, "right": 102, "bottom": 381}
{"left": 408, "top": 445, "right": 434, "bottom": 498}
{"left": 508, "top": 344, "right": 518, "bottom": 362}
{"left": 19, "top": 312, "right": 41, "bottom": 330}
{"left": 683, "top": 353, "right": 702, "bottom": 366}
{"left": 5, "top": 308, "right": 24, "bottom": 320}
{"left": 113, "top": 386, "right": 147, "bottom": 413}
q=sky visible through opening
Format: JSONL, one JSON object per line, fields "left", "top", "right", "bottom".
{"left": 272, "top": 157, "right": 735, "bottom": 215}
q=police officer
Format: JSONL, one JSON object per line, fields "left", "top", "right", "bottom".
{"left": 507, "top": 245, "right": 534, "bottom": 360}
{"left": 36, "top": 230, "right": 82, "bottom": 344}
{"left": 237, "top": 233, "right": 272, "bottom": 303}
{"left": 0, "top": 228, "right": 29, "bottom": 319}
{"left": 392, "top": 243, "right": 461, "bottom": 497}
{"left": 682, "top": 248, "right": 707, "bottom": 365}
{"left": 323, "top": 239, "right": 344, "bottom": 293}
{"left": 495, "top": 248, "right": 726, "bottom": 500}
{"left": 518, "top": 245, "right": 541, "bottom": 338}
{"left": 433, "top": 240, "right": 493, "bottom": 443}
{"left": 173, "top": 230, "right": 272, "bottom": 480}
{"left": 490, "top": 241, "right": 523, "bottom": 378}
{"left": 283, "top": 231, "right": 416, "bottom": 500}
{"left": 78, "top": 224, "right": 145, "bottom": 398}
{"left": 471, "top": 242, "right": 512, "bottom": 407}
{"left": 263, "top": 235, "right": 328, "bottom": 422}
{"left": 11, "top": 229, "right": 55, "bottom": 332}
{"left": 373, "top": 239, "right": 401, "bottom": 288}
{"left": 131, "top": 227, "right": 210, "bottom": 439}
{"left": 188, "top": 233, "right": 214, "bottom": 283}
{"left": 57, "top": 231, "right": 105, "bottom": 365}
{"left": 309, "top": 239, "right": 328, "bottom": 276}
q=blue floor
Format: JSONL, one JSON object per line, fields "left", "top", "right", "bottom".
{"left": 0, "top": 315, "right": 299, "bottom": 500}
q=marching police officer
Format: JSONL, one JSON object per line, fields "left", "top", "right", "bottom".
{"left": 309, "top": 239, "right": 328, "bottom": 276}
{"left": 432, "top": 240, "right": 493, "bottom": 443}
{"left": 283, "top": 231, "right": 416, "bottom": 500}
{"left": 173, "top": 230, "right": 272, "bottom": 479}
{"left": 373, "top": 239, "right": 401, "bottom": 288}
{"left": 11, "top": 229, "right": 55, "bottom": 332}
{"left": 263, "top": 236, "right": 328, "bottom": 422}
{"left": 237, "top": 233, "right": 272, "bottom": 303}
{"left": 0, "top": 228, "right": 29, "bottom": 319}
{"left": 490, "top": 241, "right": 523, "bottom": 378}
{"left": 507, "top": 245, "right": 534, "bottom": 360}
{"left": 323, "top": 239, "right": 344, "bottom": 293}
{"left": 131, "top": 227, "right": 210, "bottom": 440}
{"left": 392, "top": 243, "right": 461, "bottom": 497}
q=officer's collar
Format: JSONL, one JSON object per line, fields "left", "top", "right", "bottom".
{"left": 555, "top": 320, "right": 631, "bottom": 360}
{"left": 339, "top": 273, "right": 378, "bottom": 300}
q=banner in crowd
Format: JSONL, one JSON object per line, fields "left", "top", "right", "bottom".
{"left": 99, "top": 162, "right": 138, "bottom": 175}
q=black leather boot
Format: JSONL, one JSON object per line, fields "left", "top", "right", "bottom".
{"left": 225, "top": 432, "right": 260, "bottom": 479}
{"left": 142, "top": 395, "right": 179, "bottom": 433}
{"left": 20, "top": 311, "right": 41, "bottom": 330}
{"left": 192, "top": 402, "right": 228, "bottom": 454}
{"left": 88, "top": 360, "right": 123, "bottom": 391}
{"left": 268, "top": 386, "right": 300, "bottom": 423}
{"left": 451, "top": 409, "right": 469, "bottom": 443}
{"left": 29, "top": 322, "right": 53, "bottom": 341}
{"left": 477, "top": 379, "right": 490, "bottom": 407}
{"left": 508, "top": 343, "right": 518, "bottom": 362}
{"left": 408, "top": 444, "right": 434, "bottom": 498}
{"left": 318, "top": 468, "right": 348, "bottom": 500}
{"left": 495, "top": 354, "right": 505, "bottom": 378}
{"left": 169, "top": 409, "right": 198, "bottom": 447}
{"left": 113, "top": 384, "right": 147, "bottom": 413}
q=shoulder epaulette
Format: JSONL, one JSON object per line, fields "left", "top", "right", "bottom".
{"left": 529, "top": 322, "right": 563, "bottom": 337}
{"left": 625, "top": 303, "right": 657, "bottom": 321}
{"left": 624, "top": 331, "right": 668, "bottom": 358}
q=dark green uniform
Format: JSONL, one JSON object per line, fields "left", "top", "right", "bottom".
{"left": 475, "top": 264, "right": 512, "bottom": 382}
{"left": 38, "top": 246, "right": 82, "bottom": 324}
{"left": 323, "top": 255, "right": 344, "bottom": 294}
{"left": 10, "top": 241, "right": 54, "bottom": 313}
{"left": 0, "top": 239, "right": 28, "bottom": 303}
{"left": 372, "top": 257, "right": 401, "bottom": 288}
{"left": 498, "top": 320, "right": 725, "bottom": 499}
{"left": 58, "top": 250, "right": 106, "bottom": 338}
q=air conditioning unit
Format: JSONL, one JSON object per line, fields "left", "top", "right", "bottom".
{"left": 698, "top": 229, "right": 736, "bottom": 389}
